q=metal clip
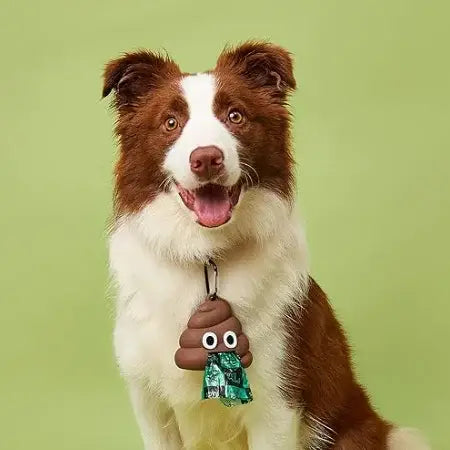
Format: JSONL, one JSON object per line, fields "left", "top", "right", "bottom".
{"left": 204, "top": 258, "right": 218, "bottom": 300}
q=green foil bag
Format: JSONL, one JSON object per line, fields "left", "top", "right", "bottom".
{"left": 202, "top": 352, "right": 253, "bottom": 407}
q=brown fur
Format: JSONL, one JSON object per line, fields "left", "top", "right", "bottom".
{"left": 103, "top": 51, "right": 185, "bottom": 214}
{"left": 283, "top": 278, "right": 392, "bottom": 448}
{"left": 214, "top": 42, "right": 295, "bottom": 200}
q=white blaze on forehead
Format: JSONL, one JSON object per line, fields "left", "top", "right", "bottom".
{"left": 181, "top": 73, "right": 216, "bottom": 118}
{"left": 163, "top": 73, "right": 241, "bottom": 190}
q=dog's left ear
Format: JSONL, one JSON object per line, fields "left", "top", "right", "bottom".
{"left": 216, "top": 41, "right": 296, "bottom": 99}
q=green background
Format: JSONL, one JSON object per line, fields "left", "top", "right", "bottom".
{"left": 1, "top": 0, "right": 449, "bottom": 448}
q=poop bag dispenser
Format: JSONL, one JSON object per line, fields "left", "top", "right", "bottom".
{"left": 174, "top": 259, "right": 253, "bottom": 406}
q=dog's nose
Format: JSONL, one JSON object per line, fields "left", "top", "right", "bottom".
{"left": 190, "top": 146, "right": 224, "bottom": 180}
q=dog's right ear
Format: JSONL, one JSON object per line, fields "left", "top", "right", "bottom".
{"left": 102, "top": 51, "right": 180, "bottom": 107}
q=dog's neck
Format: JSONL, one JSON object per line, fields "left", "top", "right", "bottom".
{"left": 116, "top": 187, "right": 302, "bottom": 268}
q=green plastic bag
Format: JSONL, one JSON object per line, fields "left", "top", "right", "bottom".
{"left": 202, "top": 352, "right": 253, "bottom": 407}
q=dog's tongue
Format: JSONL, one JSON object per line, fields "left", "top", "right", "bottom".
{"left": 193, "top": 185, "right": 232, "bottom": 228}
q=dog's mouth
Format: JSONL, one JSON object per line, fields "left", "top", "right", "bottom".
{"left": 176, "top": 183, "right": 242, "bottom": 228}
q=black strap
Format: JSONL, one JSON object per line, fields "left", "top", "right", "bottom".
{"left": 204, "top": 258, "right": 218, "bottom": 300}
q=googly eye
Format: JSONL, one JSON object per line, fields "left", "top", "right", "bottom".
{"left": 223, "top": 330, "right": 238, "bottom": 349}
{"left": 202, "top": 332, "right": 218, "bottom": 350}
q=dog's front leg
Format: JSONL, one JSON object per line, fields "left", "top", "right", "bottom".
{"left": 244, "top": 400, "right": 299, "bottom": 450}
{"left": 128, "top": 381, "right": 182, "bottom": 450}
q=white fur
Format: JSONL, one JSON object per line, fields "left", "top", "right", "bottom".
{"left": 388, "top": 427, "right": 430, "bottom": 450}
{"left": 110, "top": 186, "right": 309, "bottom": 449}
{"left": 163, "top": 73, "right": 241, "bottom": 190}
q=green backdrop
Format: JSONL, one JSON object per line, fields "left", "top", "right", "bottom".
{"left": 1, "top": 0, "right": 449, "bottom": 448}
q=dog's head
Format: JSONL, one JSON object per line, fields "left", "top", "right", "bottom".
{"left": 104, "top": 42, "right": 297, "bottom": 260}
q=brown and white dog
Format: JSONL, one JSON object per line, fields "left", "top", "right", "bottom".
{"left": 103, "top": 42, "right": 429, "bottom": 449}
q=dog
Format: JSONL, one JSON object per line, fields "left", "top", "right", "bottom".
{"left": 103, "top": 41, "right": 429, "bottom": 449}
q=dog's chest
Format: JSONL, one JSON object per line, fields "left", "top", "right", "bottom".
{"left": 111, "top": 226, "right": 303, "bottom": 405}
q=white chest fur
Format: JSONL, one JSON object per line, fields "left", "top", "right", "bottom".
{"left": 109, "top": 189, "right": 308, "bottom": 415}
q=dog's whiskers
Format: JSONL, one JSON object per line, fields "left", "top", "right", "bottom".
{"left": 158, "top": 176, "right": 173, "bottom": 192}
{"left": 241, "top": 168, "right": 253, "bottom": 189}
{"left": 240, "top": 161, "right": 260, "bottom": 187}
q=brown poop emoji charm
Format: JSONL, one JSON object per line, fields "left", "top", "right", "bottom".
{"left": 174, "top": 298, "right": 253, "bottom": 370}
{"left": 174, "top": 260, "right": 253, "bottom": 405}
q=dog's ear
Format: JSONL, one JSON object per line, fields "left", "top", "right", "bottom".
{"left": 102, "top": 51, "right": 180, "bottom": 107}
{"left": 216, "top": 41, "right": 296, "bottom": 99}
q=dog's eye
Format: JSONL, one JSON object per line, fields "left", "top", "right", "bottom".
{"left": 202, "top": 332, "right": 218, "bottom": 350}
{"left": 228, "top": 110, "right": 243, "bottom": 124}
{"left": 165, "top": 117, "right": 178, "bottom": 131}
{"left": 223, "top": 330, "right": 238, "bottom": 349}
